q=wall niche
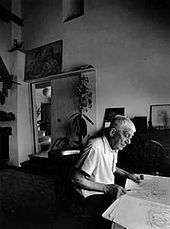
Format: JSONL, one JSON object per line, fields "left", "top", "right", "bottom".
{"left": 63, "top": 0, "right": 84, "bottom": 22}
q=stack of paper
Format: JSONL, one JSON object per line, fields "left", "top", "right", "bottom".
{"left": 102, "top": 175, "right": 170, "bottom": 229}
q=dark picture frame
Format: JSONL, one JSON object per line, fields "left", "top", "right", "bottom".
{"left": 150, "top": 104, "right": 170, "bottom": 130}
{"left": 103, "top": 107, "right": 125, "bottom": 128}
{"left": 25, "top": 40, "right": 63, "bottom": 81}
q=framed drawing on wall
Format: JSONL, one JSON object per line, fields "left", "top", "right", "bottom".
{"left": 103, "top": 107, "right": 125, "bottom": 128}
{"left": 25, "top": 40, "right": 63, "bottom": 81}
{"left": 150, "top": 104, "right": 170, "bottom": 130}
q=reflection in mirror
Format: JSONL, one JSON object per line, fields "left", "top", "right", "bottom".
{"left": 31, "top": 70, "right": 96, "bottom": 158}
{"left": 34, "top": 82, "right": 51, "bottom": 156}
{"left": 51, "top": 71, "right": 96, "bottom": 150}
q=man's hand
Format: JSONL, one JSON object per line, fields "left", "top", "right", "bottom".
{"left": 127, "top": 173, "right": 143, "bottom": 184}
{"left": 104, "top": 184, "right": 127, "bottom": 199}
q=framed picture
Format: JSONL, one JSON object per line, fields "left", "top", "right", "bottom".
{"left": 103, "top": 107, "right": 125, "bottom": 128}
{"left": 150, "top": 104, "right": 170, "bottom": 129}
{"left": 25, "top": 40, "right": 63, "bottom": 81}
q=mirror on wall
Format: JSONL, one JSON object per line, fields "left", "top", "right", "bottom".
{"left": 31, "top": 70, "right": 96, "bottom": 157}
{"left": 51, "top": 71, "right": 96, "bottom": 149}
{"left": 33, "top": 82, "right": 52, "bottom": 156}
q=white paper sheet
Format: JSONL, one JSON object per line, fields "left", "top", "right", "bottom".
{"left": 103, "top": 195, "right": 170, "bottom": 229}
{"left": 125, "top": 175, "right": 170, "bottom": 206}
{"left": 102, "top": 175, "right": 170, "bottom": 229}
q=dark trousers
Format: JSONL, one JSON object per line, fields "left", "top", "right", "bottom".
{"left": 84, "top": 194, "right": 114, "bottom": 216}
{"left": 83, "top": 194, "right": 114, "bottom": 228}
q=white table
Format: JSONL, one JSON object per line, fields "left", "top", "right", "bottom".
{"left": 103, "top": 175, "right": 170, "bottom": 229}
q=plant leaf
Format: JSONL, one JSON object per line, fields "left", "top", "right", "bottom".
{"left": 80, "top": 117, "right": 87, "bottom": 137}
{"left": 72, "top": 115, "right": 81, "bottom": 136}
{"left": 71, "top": 115, "right": 87, "bottom": 137}
{"left": 83, "top": 114, "right": 94, "bottom": 125}
{"left": 69, "top": 113, "right": 80, "bottom": 119}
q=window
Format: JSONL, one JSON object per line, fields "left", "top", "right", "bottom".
{"left": 63, "top": 0, "right": 84, "bottom": 22}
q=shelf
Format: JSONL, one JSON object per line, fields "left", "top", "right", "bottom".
{"left": 59, "top": 149, "right": 80, "bottom": 156}
{"left": 24, "top": 67, "right": 95, "bottom": 84}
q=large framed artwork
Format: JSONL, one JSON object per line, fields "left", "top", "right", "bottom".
{"left": 24, "top": 40, "right": 63, "bottom": 81}
{"left": 150, "top": 104, "right": 170, "bottom": 130}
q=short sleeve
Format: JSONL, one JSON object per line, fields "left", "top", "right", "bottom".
{"left": 75, "top": 141, "right": 98, "bottom": 176}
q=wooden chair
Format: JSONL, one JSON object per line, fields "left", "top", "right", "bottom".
{"left": 117, "top": 136, "right": 168, "bottom": 176}
{"left": 136, "top": 139, "right": 167, "bottom": 175}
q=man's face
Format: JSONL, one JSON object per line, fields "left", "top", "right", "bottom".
{"left": 109, "top": 128, "right": 135, "bottom": 151}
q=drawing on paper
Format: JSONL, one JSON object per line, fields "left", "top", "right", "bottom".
{"left": 108, "top": 198, "right": 121, "bottom": 220}
{"left": 102, "top": 195, "right": 170, "bottom": 229}
{"left": 125, "top": 175, "right": 170, "bottom": 206}
{"left": 103, "top": 175, "right": 170, "bottom": 229}
{"left": 147, "top": 209, "right": 168, "bottom": 228}
{"left": 130, "top": 180, "right": 167, "bottom": 203}
{"left": 143, "top": 203, "right": 170, "bottom": 229}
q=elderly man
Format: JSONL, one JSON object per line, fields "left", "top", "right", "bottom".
{"left": 71, "top": 115, "right": 142, "bottom": 219}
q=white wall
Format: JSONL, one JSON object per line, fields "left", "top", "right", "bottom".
{"left": 23, "top": 0, "right": 170, "bottom": 130}
{"left": 0, "top": 0, "right": 18, "bottom": 165}
{"left": 51, "top": 71, "right": 96, "bottom": 144}
{"left": 0, "top": 0, "right": 34, "bottom": 166}
{"left": 0, "top": 50, "right": 34, "bottom": 166}
{"left": 15, "top": 51, "right": 34, "bottom": 165}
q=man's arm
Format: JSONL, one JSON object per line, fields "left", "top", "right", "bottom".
{"left": 71, "top": 169, "right": 127, "bottom": 199}
{"left": 115, "top": 167, "right": 141, "bottom": 184}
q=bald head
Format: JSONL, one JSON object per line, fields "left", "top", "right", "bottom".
{"left": 105, "top": 115, "right": 136, "bottom": 151}
{"left": 109, "top": 115, "right": 136, "bottom": 133}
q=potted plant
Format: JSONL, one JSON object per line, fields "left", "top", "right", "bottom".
{"left": 69, "top": 74, "right": 94, "bottom": 148}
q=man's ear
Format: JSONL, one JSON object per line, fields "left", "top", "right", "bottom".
{"left": 109, "top": 127, "right": 117, "bottom": 137}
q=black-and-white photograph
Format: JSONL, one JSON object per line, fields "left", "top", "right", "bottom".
{"left": 0, "top": 0, "right": 170, "bottom": 228}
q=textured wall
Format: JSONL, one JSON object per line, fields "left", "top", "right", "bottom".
{"left": 23, "top": 0, "right": 170, "bottom": 130}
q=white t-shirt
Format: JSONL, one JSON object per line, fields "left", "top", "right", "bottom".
{"left": 75, "top": 136, "right": 118, "bottom": 198}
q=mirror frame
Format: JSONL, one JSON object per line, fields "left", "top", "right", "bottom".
{"left": 29, "top": 68, "right": 95, "bottom": 155}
